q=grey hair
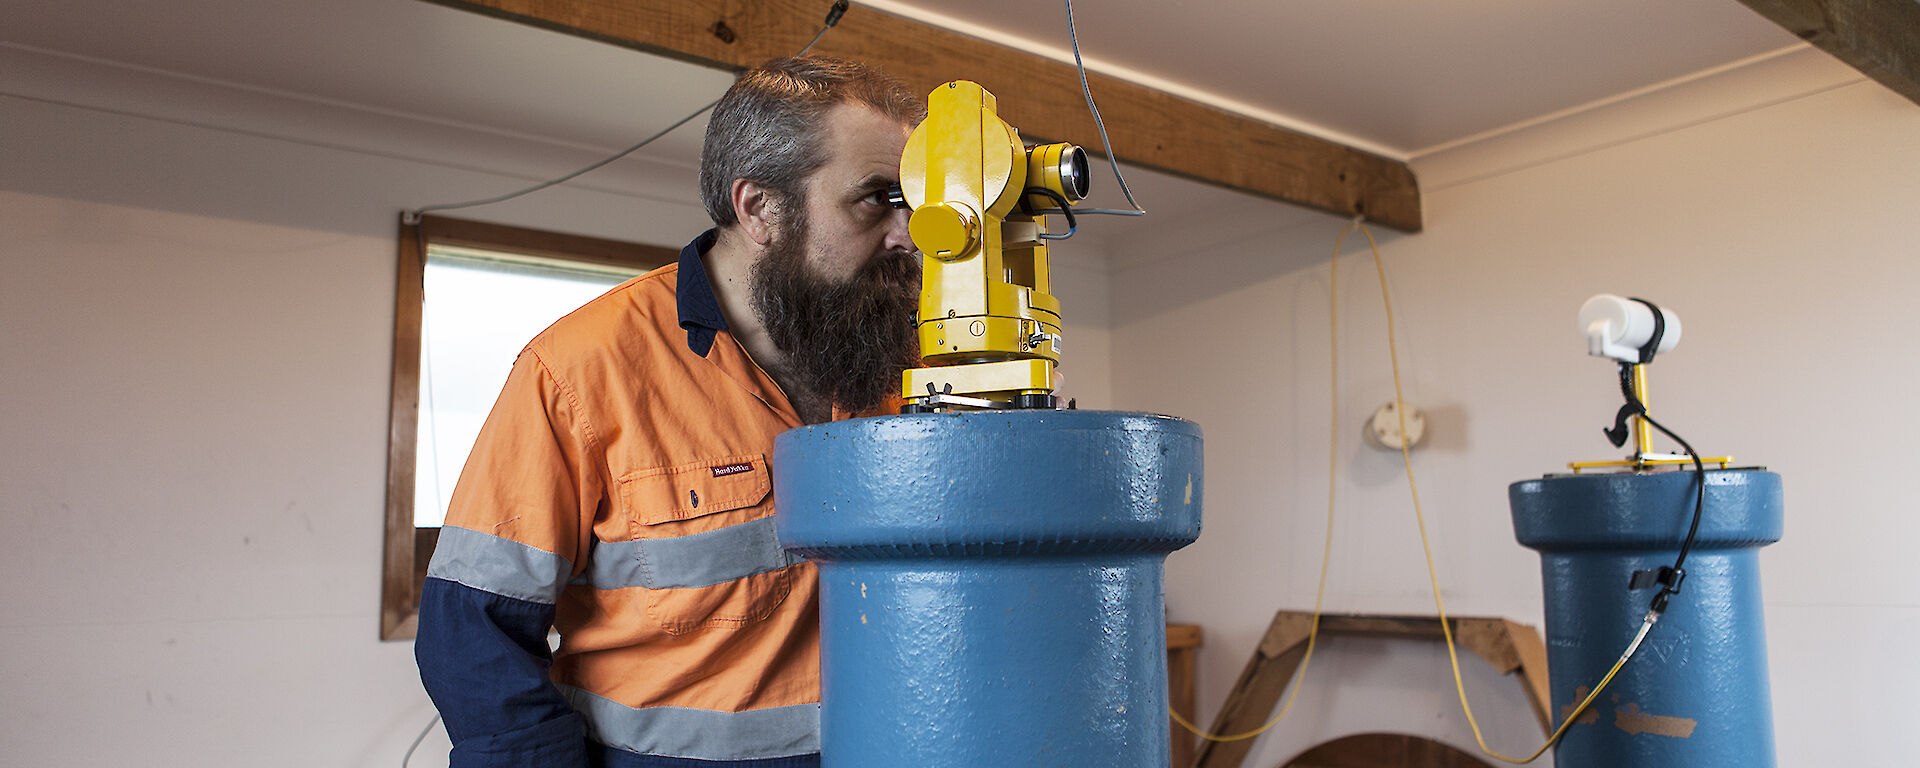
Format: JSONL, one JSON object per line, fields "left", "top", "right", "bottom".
{"left": 699, "top": 56, "right": 925, "bottom": 226}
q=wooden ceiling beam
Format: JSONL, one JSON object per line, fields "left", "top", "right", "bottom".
{"left": 1735, "top": 0, "right": 1920, "bottom": 107}
{"left": 421, "top": 0, "right": 1423, "bottom": 232}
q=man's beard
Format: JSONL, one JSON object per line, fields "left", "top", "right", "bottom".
{"left": 749, "top": 210, "right": 921, "bottom": 416}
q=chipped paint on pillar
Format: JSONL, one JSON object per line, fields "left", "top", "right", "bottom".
{"left": 773, "top": 410, "right": 1203, "bottom": 767}
{"left": 1511, "top": 470, "right": 1782, "bottom": 768}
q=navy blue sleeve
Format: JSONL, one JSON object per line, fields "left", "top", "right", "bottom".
{"left": 416, "top": 576, "right": 588, "bottom": 768}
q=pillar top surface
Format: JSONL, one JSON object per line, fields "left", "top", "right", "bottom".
{"left": 1510, "top": 468, "right": 1782, "bottom": 551}
{"left": 772, "top": 411, "right": 1203, "bottom": 560}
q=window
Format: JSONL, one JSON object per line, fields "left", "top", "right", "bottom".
{"left": 413, "top": 249, "right": 639, "bottom": 527}
{"left": 381, "top": 216, "right": 676, "bottom": 640}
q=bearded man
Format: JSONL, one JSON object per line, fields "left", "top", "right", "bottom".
{"left": 416, "top": 57, "right": 924, "bottom": 768}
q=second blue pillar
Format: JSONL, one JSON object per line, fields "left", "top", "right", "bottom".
{"left": 1511, "top": 469, "right": 1782, "bottom": 767}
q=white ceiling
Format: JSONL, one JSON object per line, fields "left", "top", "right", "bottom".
{"left": 4, "top": 0, "right": 1802, "bottom": 176}
{"left": 3, "top": 0, "right": 737, "bottom": 169}
{"left": 876, "top": 0, "right": 1801, "bottom": 156}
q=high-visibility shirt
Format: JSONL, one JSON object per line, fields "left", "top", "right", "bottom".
{"left": 418, "top": 229, "right": 859, "bottom": 767}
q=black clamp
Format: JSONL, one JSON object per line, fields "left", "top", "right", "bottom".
{"left": 1630, "top": 565, "right": 1687, "bottom": 613}
{"left": 1626, "top": 297, "right": 1666, "bottom": 365}
{"left": 1628, "top": 565, "right": 1685, "bottom": 593}
{"left": 1603, "top": 297, "right": 1665, "bottom": 448}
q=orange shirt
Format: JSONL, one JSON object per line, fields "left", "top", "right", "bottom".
{"left": 430, "top": 230, "right": 857, "bottom": 760}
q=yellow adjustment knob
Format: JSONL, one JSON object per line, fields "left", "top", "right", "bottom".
{"left": 909, "top": 202, "right": 978, "bottom": 260}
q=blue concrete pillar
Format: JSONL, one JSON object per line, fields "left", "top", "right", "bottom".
{"left": 1510, "top": 469, "right": 1782, "bottom": 767}
{"left": 773, "top": 411, "right": 1202, "bottom": 767}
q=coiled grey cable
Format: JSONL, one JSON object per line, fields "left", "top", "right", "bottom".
{"left": 1063, "top": 0, "right": 1145, "bottom": 216}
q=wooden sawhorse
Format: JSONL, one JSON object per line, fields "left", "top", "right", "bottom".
{"left": 1191, "top": 611, "right": 1553, "bottom": 768}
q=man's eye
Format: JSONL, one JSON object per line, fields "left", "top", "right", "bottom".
{"left": 867, "top": 184, "right": 908, "bottom": 209}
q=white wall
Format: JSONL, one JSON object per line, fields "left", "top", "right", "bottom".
{"left": 0, "top": 42, "right": 1118, "bottom": 766}
{"left": 1112, "top": 47, "right": 1920, "bottom": 766}
{"left": 1050, "top": 250, "right": 1117, "bottom": 411}
{"left": 0, "top": 102, "right": 698, "bottom": 765}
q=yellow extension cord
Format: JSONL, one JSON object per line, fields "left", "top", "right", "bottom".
{"left": 1169, "top": 219, "right": 1649, "bottom": 763}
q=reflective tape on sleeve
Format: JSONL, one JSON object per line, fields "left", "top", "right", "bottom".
{"left": 427, "top": 525, "right": 574, "bottom": 605}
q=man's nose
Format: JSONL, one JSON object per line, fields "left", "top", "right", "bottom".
{"left": 883, "top": 205, "right": 916, "bottom": 254}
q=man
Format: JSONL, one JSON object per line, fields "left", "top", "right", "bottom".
{"left": 416, "top": 57, "right": 925, "bottom": 767}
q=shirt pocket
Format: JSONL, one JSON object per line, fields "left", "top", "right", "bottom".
{"left": 614, "top": 455, "right": 796, "bottom": 635}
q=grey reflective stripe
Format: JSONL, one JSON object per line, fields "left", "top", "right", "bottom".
{"left": 586, "top": 516, "right": 804, "bottom": 590}
{"left": 562, "top": 686, "right": 820, "bottom": 761}
{"left": 426, "top": 525, "right": 573, "bottom": 605}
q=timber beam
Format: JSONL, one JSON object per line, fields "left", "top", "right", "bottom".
{"left": 1735, "top": 0, "right": 1920, "bottom": 108}
{"left": 422, "top": 0, "right": 1423, "bottom": 232}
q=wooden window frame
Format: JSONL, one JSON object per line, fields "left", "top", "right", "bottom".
{"left": 381, "top": 214, "right": 678, "bottom": 640}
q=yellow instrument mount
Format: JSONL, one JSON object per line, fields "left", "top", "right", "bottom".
{"left": 898, "top": 81, "right": 1083, "bottom": 411}
{"left": 1569, "top": 363, "right": 1732, "bottom": 473}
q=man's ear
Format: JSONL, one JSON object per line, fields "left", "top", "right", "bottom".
{"left": 731, "top": 179, "right": 780, "bottom": 246}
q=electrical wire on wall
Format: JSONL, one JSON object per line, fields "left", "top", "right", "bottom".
{"left": 1166, "top": 218, "right": 1351, "bottom": 744}
{"left": 402, "top": 1, "right": 850, "bottom": 224}
{"left": 1336, "top": 218, "right": 1664, "bottom": 764}
{"left": 1173, "top": 218, "right": 1685, "bottom": 762}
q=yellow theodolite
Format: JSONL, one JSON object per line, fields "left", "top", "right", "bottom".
{"left": 894, "top": 80, "right": 1089, "bottom": 412}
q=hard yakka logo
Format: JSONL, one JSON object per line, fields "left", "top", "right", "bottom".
{"left": 710, "top": 462, "right": 755, "bottom": 478}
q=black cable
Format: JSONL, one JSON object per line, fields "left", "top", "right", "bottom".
{"left": 1637, "top": 410, "right": 1706, "bottom": 615}
{"left": 1613, "top": 359, "right": 1705, "bottom": 616}
{"left": 1599, "top": 297, "right": 1703, "bottom": 615}
{"left": 404, "top": 1, "right": 851, "bottom": 222}
{"left": 1022, "top": 187, "right": 1077, "bottom": 240}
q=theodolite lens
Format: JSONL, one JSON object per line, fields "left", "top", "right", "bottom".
{"left": 1062, "top": 146, "right": 1089, "bottom": 200}
{"left": 1026, "top": 143, "right": 1090, "bottom": 203}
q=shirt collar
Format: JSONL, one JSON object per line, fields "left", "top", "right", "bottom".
{"left": 676, "top": 228, "right": 728, "bottom": 357}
